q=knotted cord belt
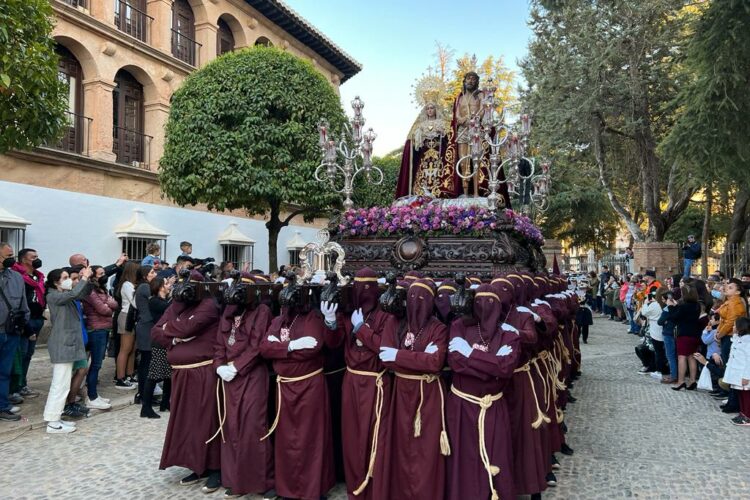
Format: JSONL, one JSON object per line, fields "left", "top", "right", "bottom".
{"left": 171, "top": 359, "right": 213, "bottom": 370}
{"left": 260, "top": 367, "right": 324, "bottom": 441}
{"left": 450, "top": 385, "right": 503, "bottom": 500}
{"left": 394, "top": 372, "right": 451, "bottom": 456}
{"left": 539, "top": 351, "right": 565, "bottom": 423}
{"left": 206, "top": 379, "right": 227, "bottom": 444}
{"left": 346, "top": 367, "right": 386, "bottom": 495}
{"left": 514, "top": 360, "right": 551, "bottom": 428}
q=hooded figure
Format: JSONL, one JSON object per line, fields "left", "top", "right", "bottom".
{"left": 212, "top": 275, "right": 274, "bottom": 497}
{"left": 497, "top": 274, "right": 551, "bottom": 496}
{"left": 446, "top": 283, "right": 522, "bottom": 500}
{"left": 374, "top": 279, "right": 449, "bottom": 500}
{"left": 436, "top": 280, "right": 459, "bottom": 325}
{"left": 258, "top": 281, "right": 335, "bottom": 500}
{"left": 324, "top": 267, "right": 400, "bottom": 499}
{"left": 152, "top": 272, "right": 222, "bottom": 490}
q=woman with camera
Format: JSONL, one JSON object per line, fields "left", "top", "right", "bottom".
{"left": 140, "top": 276, "right": 174, "bottom": 418}
{"left": 134, "top": 265, "right": 157, "bottom": 404}
{"left": 42, "top": 266, "right": 93, "bottom": 434}
{"left": 664, "top": 281, "right": 705, "bottom": 390}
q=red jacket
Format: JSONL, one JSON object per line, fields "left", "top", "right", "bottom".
{"left": 82, "top": 289, "right": 118, "bottom": 331}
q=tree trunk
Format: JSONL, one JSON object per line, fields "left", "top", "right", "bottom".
{"left": 727, "top": 185, "right": 750, "bottom": 245}
{"left": 701, "top": 186, "right": 712, "bottom": 279}
{"left": 266, "top": 201, "right": 282, "bottom": 275}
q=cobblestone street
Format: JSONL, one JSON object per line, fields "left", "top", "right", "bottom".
{"left": 2, "top": 318, "right": 749, "bottom": 499}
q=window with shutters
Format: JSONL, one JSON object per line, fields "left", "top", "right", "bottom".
{"left": 54, "top": 45, "right": 85, "bottom": 154}
{"left": 114, "top": 0, "right": 150, "bottom": 42}
{"left": 171, "top": 0, "right": 199, "bottom": 65}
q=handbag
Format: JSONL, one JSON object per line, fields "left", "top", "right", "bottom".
{"left": 0, "top": 285, "right": 27, "bottom": 336}
{"left": 697, "top": 365, "right": 713, "bottom": 391}
{"left": 125, "top": 305, "right": 138, "bottom": 332}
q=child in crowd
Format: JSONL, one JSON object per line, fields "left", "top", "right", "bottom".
{"left": 576, "top": 294, "right": 594, "bottom": 344}
{"left": 723, "top": 317, "right": 750, "bottom": 426}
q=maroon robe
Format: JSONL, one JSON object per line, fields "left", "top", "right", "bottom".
{"left": 374, "top": 316, "right": 448, "bottom": 500}
{"left": 154, "top": 298, "right": 221, "bottom": 474}
{"left": 332, "top": 309, "right": 398, "bottom": 500}
{"left": 446, "top": 287, "right": 522, "bottom": 500}
{"left": 213, "top": 304, "right": 274, "bottom": 495}
{"left": 259, "top": 311, "right": 335, "bottom": 500}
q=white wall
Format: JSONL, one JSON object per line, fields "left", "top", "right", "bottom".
{"left": 0, "top": 180, "right": 321, "bottom": 274}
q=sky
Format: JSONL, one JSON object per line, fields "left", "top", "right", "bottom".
{"left": 285, "top": 0, "right": 534, "bottom": 156}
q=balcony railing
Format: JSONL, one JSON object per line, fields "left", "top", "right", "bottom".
{"left": 113, "top": 126, "right": 152, "bottom": 169}
{"left": 171, "top": 29, "right": 202, "bottom": 66}
{"left": 114, "top": 0, "right": 153, "bottom": 43}
{"left": 43, "top": 111, "right": 92, "bottom": 156}
{"left": 61, "top": 0, "right": 88, "bottom": 8}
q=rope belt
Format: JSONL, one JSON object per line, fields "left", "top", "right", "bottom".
{"left": 394, "top": 372, "right": 451, "bottom": 456}
{"left": 324, "top": 366, "right": 347, "bottom": 376}
{"left": 540, "top": 352, "right": 565, "bottom": 423}
{"left": 346, "top": 367, "right": 386, "bottom": 496}
{"left": 260, "top": 368, "right": 324, "bottom": 441}
{"left": 206, "top": 379, "right": 227, "bottom": 444}
{"left": 171, "top": 359, "right": 213, "bottom": 370}
{"left": 514, "top": 360, "right": 551, "bottom": 428}
{"left": 450, "top": 385, "right": 504, "bottom": 500}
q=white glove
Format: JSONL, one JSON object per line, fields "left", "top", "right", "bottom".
{"left": 311, "top": 274, "right": 325, "bottom": 285}
{"left": 288, "top": 336, "right": 318, "bottom": 351}
{"left": 351, "top": 308, "right": 364, "bottom": 330}
{"left": 497, "top": 344, "right": 513, "bottom": 357}
{"left": 379, "top": 346, "right": 398, "bottom": 362}
{"left": 469, "top": 284, "right": 480, "bottom": 289}
{"left": 425, "top": 341, "right": 438, "bottom": 354}
{"left": 321, "top": 301, "right": 338, "bottom": 323}
{"left": 500, "top": 323, "right": 519, "bottom": 335}
{"left": 267, "top": 335, "right": 280, "bottom": 343}
{"left": 216, "top": 365, "right": 237, "bottom": 382}
{"left": 448, "top": 337, "right": 473, "bottom": 358}
{"left": 517, "top": 307, "right": 542, "bottom": 323}
{"left": 222, "top": 278, "right": 234, "bottom": 286}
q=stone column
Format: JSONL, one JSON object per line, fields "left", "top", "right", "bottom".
{"left": 195, "top": 21, "right": 218, "bottom": 67}
{"left": 147, "top": 0, "right": 173, "bottom": 55}
{"left": 633, "top": 242, "right": 680, "bottom": 280}
{"left": 89, "top": 0, "right": 117, "bottom": 26}
{"left": 143, "top": 100, "right": 171, "bottom": 170}
{"left": 83, "top": 78, "right": 117, "bottom": 163}
{"left": 543, "top": 238, "right": 563, "bottom": 272}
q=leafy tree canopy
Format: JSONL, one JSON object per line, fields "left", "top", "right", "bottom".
{"left": 352, "top": 153, "right": 401, "bottom": 209}
{"left": 0, "top": 0, "right": 67, "bottom": 153}
{"left": 159, "top": 47, "right": 346, "bottom": 271}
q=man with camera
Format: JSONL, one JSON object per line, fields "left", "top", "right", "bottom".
{"left": 0, "top": 242, "right": 30, "bottom": 421}
{"left": 682, "top": 235, "right": 701, "bottom": 278}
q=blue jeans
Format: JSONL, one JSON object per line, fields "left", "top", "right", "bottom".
{"left": 663, "top": 335, "right": 678, "bottom": 380}
{"left": 0, "top": 332, "right": 20, "bottom": 411}
{"left": 86, "top": 330, "right": 109, "bottom": 400}
{"left": 683, "top": 258, "right": 693, "bottom": 278}
{"left": 627, "top": 308, "right": 639, "bottom": 333}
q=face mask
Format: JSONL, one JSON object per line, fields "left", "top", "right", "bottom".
{"left": 98, "top": 276, "right": 109, "bottom": 287}
{"left": 711, "top": 290, "right": 722, "bottom": 299}
{"left": 2, "top": 257, "right": 16, "bottom": 269}
{"left": 60, "top": 278, "right": 73, "bottom": 291}
{"left": 32, "top": 258, "right": 42, "bottom": 269}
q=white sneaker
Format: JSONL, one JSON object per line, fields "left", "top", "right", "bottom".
{"left": 86, "top": 397, "right": 112, "bottom": 410}
{"left": 650, "top": 372, "right": 662, "bottom": 380}
{"left": 60, "top": 420, "right": 76, "bottom": 428}
{"left": 100, "top": 397, "right": 111, "bottom": 404}
{"left": 47, "top": 421, "right": 76, "bottom": 434}
{"left": 154, "top": 384, "right": 163, "bottom": 397}
{"left": 9, "top": 406, "right": 21, "bottom": 414}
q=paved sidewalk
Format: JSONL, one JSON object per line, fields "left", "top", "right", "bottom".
{"left": 2, "top": 319, "right": 749, "bottom": 498}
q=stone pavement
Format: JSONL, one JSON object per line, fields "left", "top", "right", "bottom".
{"left": 2, "top": 318, "right": 750, "bottom": 499}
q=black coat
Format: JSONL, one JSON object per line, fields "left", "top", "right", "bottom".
{"left": 664, "top": 302, "right": 701, "bottom": 338}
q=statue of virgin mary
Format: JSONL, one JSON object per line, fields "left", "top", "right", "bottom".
{"left": 395, "top": 81, "right": 460, "bottom": 198}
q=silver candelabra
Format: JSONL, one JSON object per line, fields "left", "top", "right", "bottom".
{"left": 455, "top": 80, "right": 551, "bottom": 214}
{"left": 315, "top": 96, "right": 383, "bottom": 211}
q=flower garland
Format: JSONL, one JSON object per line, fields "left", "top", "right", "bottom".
{"left": 333, "top": 203, "right": 544, "bottom": 246}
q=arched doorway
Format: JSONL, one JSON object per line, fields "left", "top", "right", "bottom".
{"left": 255, "top": 36, "right": 273, "bottom": 47}
{"left": 217, "top": 18, "right": 235, "bottom": 56}
{"left": 112, "top": 69, "right": 145, "bottom": 165}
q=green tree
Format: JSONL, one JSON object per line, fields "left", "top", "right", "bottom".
{"left": 661, "top": 0, "right": 750, "bottom": 246}
{"left": 159, "top": 47, "right": 346, "bottom": 272}
{"left": 0, "top": 0, "right": 67, "bottom": 153}
{"left": 352, "top": 154, "right": 402, "bottom": 209}
{"left": 522, "top": 0, "right": 699, "bottom": 242}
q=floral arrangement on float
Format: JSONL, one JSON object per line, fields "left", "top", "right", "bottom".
{"left": 330, "top": 197, "right": 544, "bottom": 246}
